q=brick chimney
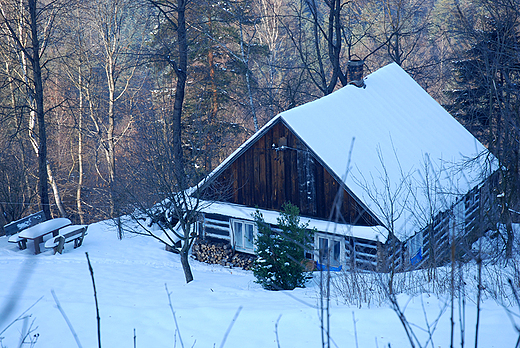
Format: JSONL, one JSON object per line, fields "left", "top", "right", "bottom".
{"left": 347, "top": 59, "right": 365, "bottom": 88}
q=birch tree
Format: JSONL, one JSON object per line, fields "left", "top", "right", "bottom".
{"left": 0, "top": 0, "right": 72, "bottom": 219}
{"left": 88, "top": 0, "right": 145, "bottom": 221}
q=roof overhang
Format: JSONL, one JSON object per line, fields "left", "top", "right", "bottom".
{"left": 199, "top": 200, "right": 389, "bottom": 243}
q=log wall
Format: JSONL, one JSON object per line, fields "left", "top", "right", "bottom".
{"left": 202, "top": 120, "right": 378, "bottom": 226}
{"left": 403, "top": 172, "right": 500, "bottom": 271}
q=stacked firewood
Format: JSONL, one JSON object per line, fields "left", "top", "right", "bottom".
{"left": 192, "top": 240, "right": 256, "bottom": 270}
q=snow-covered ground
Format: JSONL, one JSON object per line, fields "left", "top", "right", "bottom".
{"left": 0, "top": 220, "right": 518, "bottom": 348}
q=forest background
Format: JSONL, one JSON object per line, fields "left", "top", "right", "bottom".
{"left": 0, "top": 0, "right": 518, "bottom": 229}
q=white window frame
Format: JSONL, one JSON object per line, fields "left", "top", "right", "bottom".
{"left": 314, "top": 233, "right": 344, "bottom": 268}
{"left": 231, "top": 219, "right": 257, "bottom": 254}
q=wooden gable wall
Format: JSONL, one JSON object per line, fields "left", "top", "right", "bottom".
{"left": 201, "top": 120, "right": 379, "bottom": 226}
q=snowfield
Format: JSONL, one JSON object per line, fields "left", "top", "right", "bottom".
{"left": 0, "top": 220, "right": 518, "bottom": 348}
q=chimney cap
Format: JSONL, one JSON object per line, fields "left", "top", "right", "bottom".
{"left": 347, "top": 59, "right": 365, "bottom": 88}
{"left": 347, "top": 59, "right": 364, "bottom": 66}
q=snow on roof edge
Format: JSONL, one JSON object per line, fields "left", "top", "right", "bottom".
{"left": 200, "top": 200, "right": 388, "bottom": 242}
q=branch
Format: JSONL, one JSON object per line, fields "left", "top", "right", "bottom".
{"left": 51, "top": 290, "right": 83, "bottom": 348}
{"left": 86, "top": 252, "right": 102, "bottom": 348}
{"left": 219, "top": 306, "right": 243, "bottom": 348}
{"left": 165, "top": 283, "right": 185, "bottom": 348}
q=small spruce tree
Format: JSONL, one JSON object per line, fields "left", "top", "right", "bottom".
{"left": 252, "top": 203, "right": 313, "bottom": 290}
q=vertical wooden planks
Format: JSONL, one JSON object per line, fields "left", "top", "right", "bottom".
{"left": 257, "top": 133, "right": 267, "bottom": 208}
{"left": 201, "top": 120, "right": 377, "bottom": 226}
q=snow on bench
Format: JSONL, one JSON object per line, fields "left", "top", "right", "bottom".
{"left": 8, "top": 233, "right": 28, "bottom": 250}
{"left": 45, "top": 225, "right": 88, "bottom": 254}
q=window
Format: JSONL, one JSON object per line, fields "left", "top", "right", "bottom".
{"left": 232, "top": 219, "right": 256, "bottom": 253}
{"left": 450, "top": 200, "right": 465, "bottom": 240}
{"left": 315, "top": 233, "right": 343, "bottom": 269}
{"left": 408, "top": 232, "right": 423, "bottom": 264}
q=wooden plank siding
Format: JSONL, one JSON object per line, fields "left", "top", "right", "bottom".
{"left": 203, "top": 213, "right": 231, "bottom": 241}
{"left": 402, "top": 171, "right": 500, "bottom": 271}
{"left": 200, "top": 119, "right": 379, "bottom": 226}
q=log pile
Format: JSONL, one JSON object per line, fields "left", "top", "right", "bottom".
{"left": 192, "top": 240, "right": 256, "bottom": 270}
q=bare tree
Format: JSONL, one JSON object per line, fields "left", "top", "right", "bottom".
{"left": 352, "top": 147, "right": 414, "bottom": 292}
{"left": 280, "top": 0, "right": 377, "bottom": 97}
{"left": 282, "top": 0, "right": 343, "bottom": 96}
{"left": 125, "top": 96, "right": 206, "bottom": 283}
{"left": 369, "top": 0, "right": 433, "bottom": 67}
{"left": 254, "top": 0, "right": 311, "bottom": 117}
{"left": 86, "top": 0, "right": 145, "bottom": 221}
{"left": 0, "top": 0, "right": 73, "bottom": 219}
{"left": 55, "top": 3, "right": 97, "bottom": 224}
{"left": 256, "top": 0, "right": 283, "bottom": 119}
{"left": 0, "top": 36, "right": 38, "bottom": 224}
{"left": 133, "top": 0, "right": 196, "bottom": 283}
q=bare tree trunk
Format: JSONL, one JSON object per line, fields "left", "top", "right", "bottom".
{"left": 27, "top": 108, "right": 67, "bottom": 218}
{"left": 6, "top": 60, "right": 16, "bottom": 114}
{"left": 105, "top": 53, "right": 117, "bottom": 218}
{"left": 180, "top": 246, "right": 194, "bottom": 283}
{"left": 238, "top": 18, "right": 259, "bottom": 132}
{"left": 475, "top": 252, "right": 482, "bottom": 348}
{"left": 208, "top": 17, "right": 218, "bottom": 123}
{"left": 206, "top": 15, "right": 217, "bottom": 172}
{"left": 311, "top": 6, "right": 327, "bottom": 93}
{"left": 77, "top": 68, "right": 85, "bottom": 224}
{"left": 450, "top": 235, "right": 456, "bottom": 348}
{"left": 147, "top": 0, "right": 198, "bottom": 284}
{"left": 173, "top": 0, "right": 196, "bottom": 284}
{"left": 258, "top": 0, "right": 282, "bottom": 119}
{"left": 327, "top": 0, "right": 346, "bottom": 90}
{"left": 28, "top": 0, "right": 51, "bottom": 219}
{"left": 93, "top": 0, "right": 139, "bottom": 222}
{"left": 172, "top": 0, "right": 187, "bottom": 191}
{"left": 47, "top": 162, "right": 67, "bottom": 217}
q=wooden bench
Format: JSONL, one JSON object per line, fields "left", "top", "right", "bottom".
{"left": 11, "top": 218, "right": 72, "bottom": 254}
{"left": 8, "top": 233, "right": 28, "bottom": 250}
{"left": 3, "top": 211, "right": 46, "bottom": 237}
{"left": 45, "top": 225, "right": 88, "bottom": 254}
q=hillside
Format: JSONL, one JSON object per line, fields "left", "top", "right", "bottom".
{"left": 0, "top": 220, "right": 518, "bottom": 348}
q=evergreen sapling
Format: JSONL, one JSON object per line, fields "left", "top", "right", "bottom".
{"left": 252, "top": 203, "right": 313, "bottom": 290}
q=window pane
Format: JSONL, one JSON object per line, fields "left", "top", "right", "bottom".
{"left": 319, "top": 238, "right": 328, "bottom": 263}
{"left": 332, "top": 240, "right": 341, "bottom": 265}
{"left": 244, "top": 224, "right": 254, "bottom": 250}
{"left": 234, "top": 222, "right": 243, "bottom": 248}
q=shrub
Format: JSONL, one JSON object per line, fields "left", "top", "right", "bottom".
{"left": 252, "top": 203, "right": 313, "bottom": 290}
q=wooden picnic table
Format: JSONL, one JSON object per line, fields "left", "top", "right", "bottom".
{"left": 18, "top": 218, "right": 71, "bottom": 254}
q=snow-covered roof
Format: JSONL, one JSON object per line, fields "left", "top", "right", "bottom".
{"left": 199, "top": 200, "right": 388, "bottom": 242}
{"left": 279, "top": 63, "right": 494, "bottom": 238}
{"left": 198, "top": 63, "right": 495, "bottom": 240}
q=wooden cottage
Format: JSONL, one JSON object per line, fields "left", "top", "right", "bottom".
{"left": 179, "top": 63, "right": 495, "bottom": 271}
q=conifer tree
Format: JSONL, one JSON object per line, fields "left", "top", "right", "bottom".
{"left": 253, "top": 203, "right": 313, "bottom": 290}
{"left": 443, "top": 0, "right": 520, "bottom": 257}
